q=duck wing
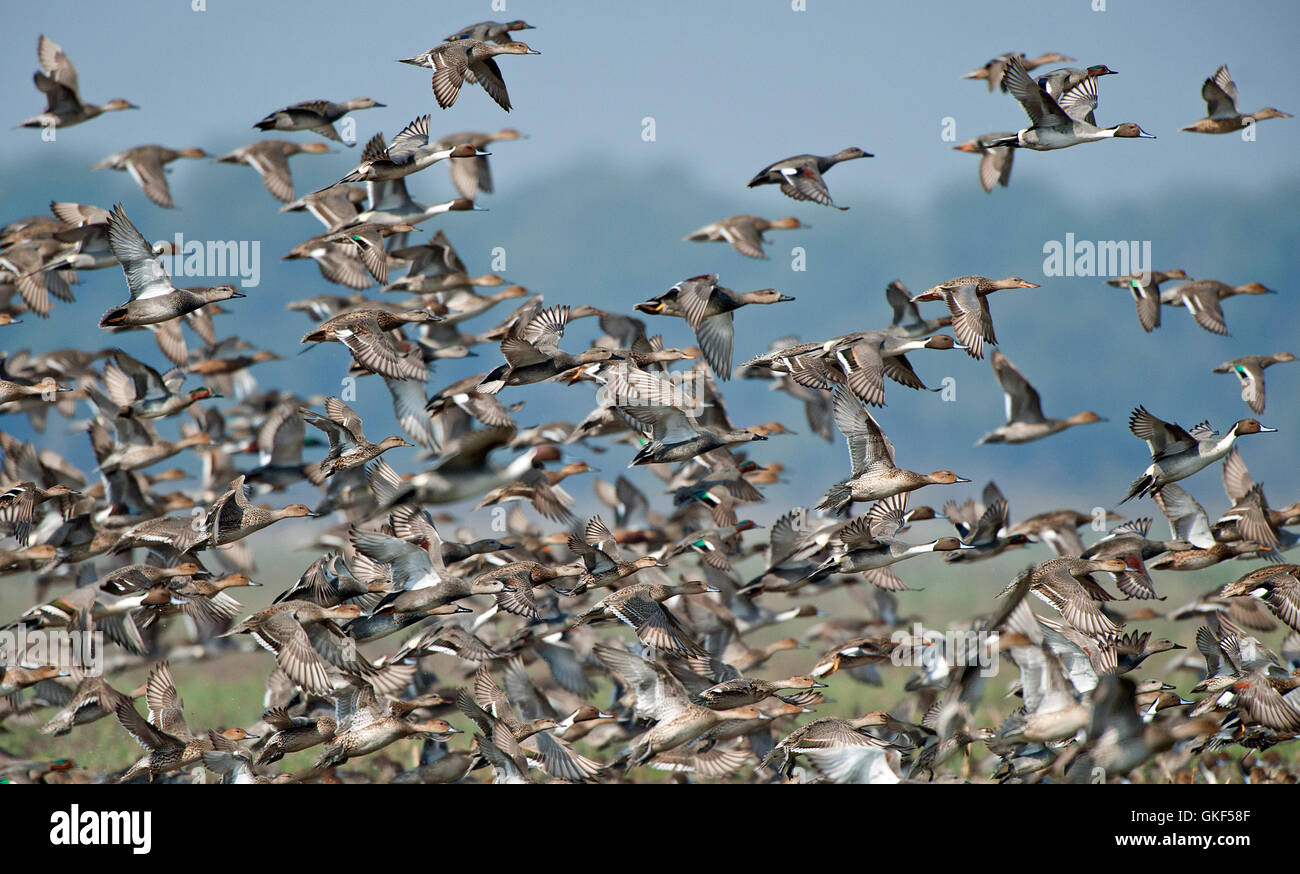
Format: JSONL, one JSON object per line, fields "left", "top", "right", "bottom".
{"left": 1126, "top": 278, "right": 1162, "bottom": 332}
{"left": 942, "top": 285, "right": 992, "bottom": 360}
{"left": 1202, "top": 65, "right": 1240, "bottom": 119}
{"left": 831, "top": 386, "right": 895, "bottom": 478}
{"left": 717, "top": 219, "right": 766, "bottom": 259}
{"left": 124, "top": 150, "right": 175, "bottom": 209}
{"left": 1057, "top": 74, "right": 1100, "bottom": 125}
{"left": 1152, "top": 483, "right": 1214, "bottom": 548}
{"left": 386, "top": 114, "right": 430, "bottom": 163}
{"left": 145, "top": 661, "right": 191, "bottom": 738}
{"left": 778, "top": 165, "right": 843, "bottom": 209}
{"left": 428, "top": 46, "right": 470, "bottom": 109}
{"left": 835, "top": 341, "right": 886, "bottom": 406}
{"left": 244, "top": 144, "right": 297, "bottom": 203}
{"left": 694, "top": 313, "right": 735, "bottom": 381}
{"left": 106, "top": 205, "right": 174, "bottom": 301}
{"left": 37, "top": 35, "right": 80, "bottom": 95}
{"left": 470, "top": 57, "right": 513, "bottom": 112}
{"left": 991, "top": 350, "right": 1046, "bottom": 424}
{"left": 1002, "top": 56, "right": 1071, "bottom": 127}
{"left": 1179, "top": 286, "right": 1228, "bottom": 335}
{"left": 1128, "top": 406, "right": 1197, "bottom": 459}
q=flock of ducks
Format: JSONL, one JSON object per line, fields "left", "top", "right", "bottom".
{"left": 952, "top": 51, "right": 1289, "bottom": 192}
{"left": 1, "top": 23, "right": 1297, "bottom": 785}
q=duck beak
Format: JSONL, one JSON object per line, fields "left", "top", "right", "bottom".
{"left": 525, "top": 48, "right": 542, "bottom": 55}
{"left": 1137, "top": 129, "right": 1157, "bottom": 139}
{"left": 231, "top": 291, "right": 247, "bottom": 298}
{"left": 955, "top": 475, "right": 972, "bottom": 483}
{"left": 777, "top": 294, "right": 796, "bottom": 302}
{"left": 704, "top": 585, "right": 721, "bottom": 593}
{"left": 1259, "top": 425, "right": 1278, "bottom": 433}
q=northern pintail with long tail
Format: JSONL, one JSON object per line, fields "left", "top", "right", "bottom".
{"left": 746, "top": 148, "right": 871, "bottom": 209}
{"left": 98, "top": 205, "right": 244, "bottom": 328}
{"left": 738, "top": 328, "right": 955, "bottom": 407}
{"left": 804, "top": 493, "right": 968, "bottom": 590}
{"left": 344, "top": 184, "right": 482, "bottom": 229}
{"left": 1122, "top": 406, "right": 1275, "bottom": 503}
{"left": 324, "top": 116, "right": 489, "bottom": 188}
{"left": 19, "top": 35, "right": 137, "bottom": 129}
{"left": 254, "top": 97, "right": 384, "bottom": 144}
{"left": 909, "top": 275, "right": 1038, "bottom": 359}
{"left": 996, "top": 56, "right": 1154, "bottom": 151}
{"left": 819, "top": 387, "right": 969, "bottom": 513}
{"left": 976, "top": 349, "right": 1105, "bottom": 444}
{"left": 92, "top": 145, "right": 208, "bottom": 209}
{"left": 1182, "top": 65, "right": 1292, "bottom": 134}
{"left": 397, "top": 41, "right": 541, "bottom": 111}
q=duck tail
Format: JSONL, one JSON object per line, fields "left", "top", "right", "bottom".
{"left": 817, "top": 481, "right": 853, "bottom": 514}
{"left": 255, "top": 744, "right": 284, "bottom": 766}
{"left": 98, "top": 307, "right": 128, "bottom": 328}
{"left": 629, "top": 441, "right": 659, "bottom": 467}
{"left": 1120, "top": 474, "right": 1154, "bottom": 504}
{"left": 477, "top": 371, "right": 507, "bottom": 395}
{"left": 799, "top": 555, "right": 837, "bottom": 584}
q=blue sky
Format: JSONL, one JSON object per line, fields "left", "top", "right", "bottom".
{"left": 3, "top": 0, "right": 1299, "bottom": 535}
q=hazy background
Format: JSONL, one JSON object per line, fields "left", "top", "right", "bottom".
{"left": 3, "top": 0, "right": 1299, "bottom": 560}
